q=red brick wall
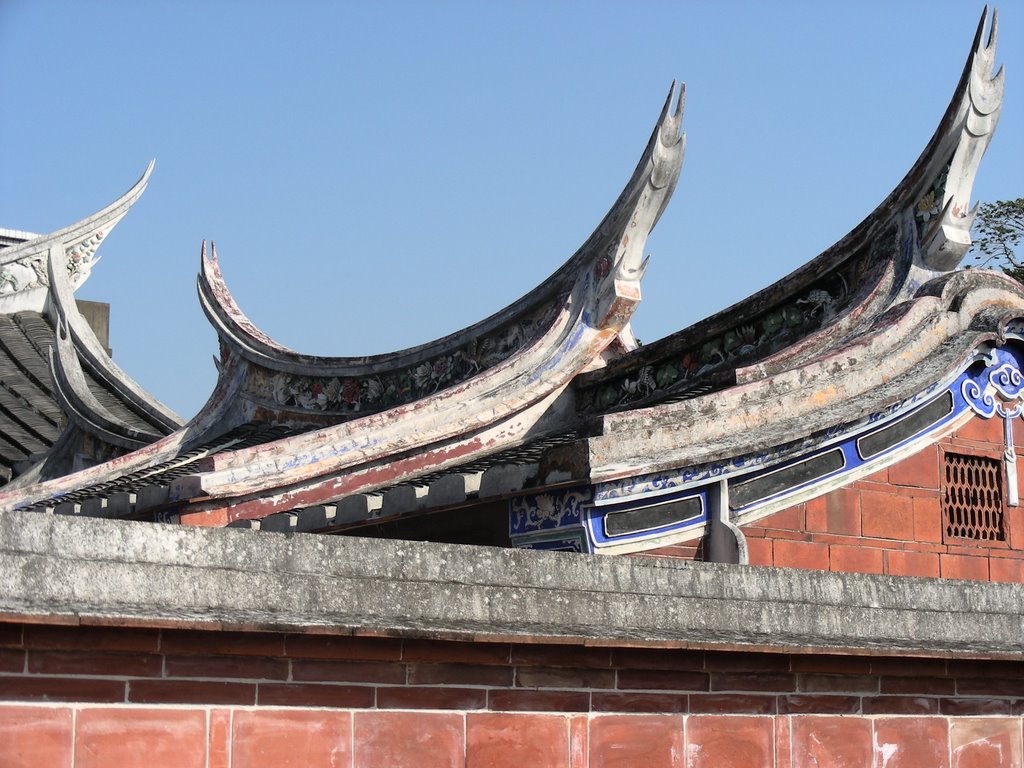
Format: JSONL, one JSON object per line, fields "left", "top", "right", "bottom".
{"left": 2, "top": 623, "right": 1023, "bottom": 766}
{"left": 647, "top": 413, "right": 1024, "bottom": 582}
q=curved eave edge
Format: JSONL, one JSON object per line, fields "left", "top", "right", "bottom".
{"left": 0, "top": 162, "right": 155, "bottom": 311}
{"left": 48, "top": 317, "right": 160, "bottom": 450}
{"left": 2, "top": 161, "right": 154, "bottom": 263}
{"left": 917, "top": 8, "right": 1003, "bottom": 271}
{"left": 0, "top": 350, "right": 250, "bottom": 515}
{"left": 590, "top": 270, "right": 1024, "bottom": 483}
{"left": 582, "top": 9, "right": 1002, "bottom": 390}
{"left": 522, "top": 278, "right": 1024, "bottom": 555}
{"left": 197, "top": 85, "right": 685, "bottom": 377}
{"left": 162, "top": 99, "right": 687, "bottom": 510}
{"left": 45, "top": 241, "right": 183, "bottom": 433}
{"left": 582, "top": 333, "right": 1021, "bottom": 556}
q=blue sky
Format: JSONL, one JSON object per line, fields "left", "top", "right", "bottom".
{"left": 2, "top": 2, "right": 1021, "bottom": 418}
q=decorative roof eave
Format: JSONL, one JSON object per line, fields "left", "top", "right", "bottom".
{"left": 0, "top": 77, "right": 684, "bottom": 515}
{"left": 918, "top": 8, "right": 1003, "bottom": 271}
{"left": 0, "top": 348, "right": 249, "bottom": 513}
{"left": 0, "top": 162, "right": 154, "bottom": 315}
{"left": 45, "top": 242, "right": 183, "bottom": 436}
{"left": 574, "top": 8, "right": 1003, "bottom": 413}
{"left": 233, "top": 282, "right": 1024, "bottom": 538}
{"left": 585, "top": 269, "right": 1024, "bottom": 485}
{"left": 198, "top": 85, "right": 686, "bottom": 380}
{"left": 47, "top": 320, "right": 161, "bottom": 450}
{"left": 174, "top": 385, "right": 576, "bottom": 525}
{"left": 157, "top": 86, "right": 687, "bottom": 516}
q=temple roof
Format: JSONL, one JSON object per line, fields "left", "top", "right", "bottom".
{"left": 0, "top": 164, "right": 182, "bottom": 488}
{"left": 1, "top": 82, "right": 687, "bottom": 518}
{"left": 0, "top": 10, "right": 1014, "bottom": 554}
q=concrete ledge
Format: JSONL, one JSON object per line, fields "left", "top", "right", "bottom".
{"left": 0, "top": 510, "right": 1021, "bottom": 658}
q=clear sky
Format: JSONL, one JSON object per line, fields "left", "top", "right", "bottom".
{"left": 2, "top": 1, "right": 1021, "bottom": 418}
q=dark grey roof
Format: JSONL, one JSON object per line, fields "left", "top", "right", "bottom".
{"left": 0, "top": 312, "right": 64, "bottom": 474}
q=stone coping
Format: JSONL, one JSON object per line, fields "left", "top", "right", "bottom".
{"left": 0, "top": 510, "right": 1021, "bottom": 658}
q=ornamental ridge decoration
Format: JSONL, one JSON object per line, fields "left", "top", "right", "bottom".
{"left": 245, "top": 301, "right": 553, "bottom": 415}
{"left": 510, "top": 487, "right": 592, "bottom": 535}
{"left": 959, "top": 347, "right": 1023, "bottom": 507}
{"left": 961, "top": 356, "right": 1024, "bottom": 420}
{"left": 576, "top": 238, "right": 885, "bottom": 414}
{"left": 914, "top": 162, "right": 950, "bottom": 240}
{"left": 0, "top": 230, "right": 105, "bottom": 296}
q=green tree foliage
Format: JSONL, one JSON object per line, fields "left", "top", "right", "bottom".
{"left": 971, "top": 197, "right": 1024, "bottom": 281}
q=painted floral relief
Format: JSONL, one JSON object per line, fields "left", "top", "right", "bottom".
{"left": 243, "top": 305, "right": 552, "bottom": 415}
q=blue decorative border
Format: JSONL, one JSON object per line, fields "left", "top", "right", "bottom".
{"left": 511, "top": 342, "right": 1024, "bottom": 554}
{"left": 509, "top": 487, "right": 591, "bottom": 537}
{"left": 588, "top": 487, "right": 708, "bottom": 547}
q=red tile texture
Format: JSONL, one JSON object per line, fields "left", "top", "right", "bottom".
{"left": 872, "top": 717, "right": 949, "bottom": 768}
{"left": 0, "top": 706, "right": 72, "bottom": 768}
{"left": 940, "top": 554, "right": 990, "bottom": 582}
{"left": 588, "top": 715, "right": 684, "bottom": 768}
{"left": 681, "top": 424, "right": 1024, "bottom": 583}
{"left": 791, "top": 716, "right": 872, "bottom": 768}
{"left": 912, "top": 495, "right": 944, "bottom": 543}
{"left": 570, "top": 715, "right": 588, "bottom": 768}
{"left": 772, "top": 540, "right": 830, "bottom": 570}
{"left": 886, "top": 549, "right": 941, "bottom": 578}
{"left": 950, "top": 717, "right": 1023, "bottom": 767}
{"left": 685, "top": 715, "right": 773, "bottom": 767}
{"left": 889, "top": 445, "right": 940, "bottom": 488}
{"left": 829, "top": 544, "right": 884, "bottom": 574}
{"left": 466, "top": 712, "right": 570, "bottom": 768}
{"left": 208, "top": 708, "right": 231, "bottom": 768}
{"left": 4, "top": 698, "right": 1024, "bottom": 767}
{"left": 75, "top": 708, "right": 207, "bottom": 768}
{"left": 354, "top": 711, "right": 463, "bottom": 768}
{"left": 231, "top": 710, "right": 352, "bottom": 768}
{"left": 989, "top": 556, "right": 1024, "bottom": 582}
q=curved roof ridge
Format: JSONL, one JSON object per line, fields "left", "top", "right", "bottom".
{"left": 0, "top": 162, "right": 154, "bottom": 315}
{"left": 45, "top": 239, "right": 183, "bottom": 434}
{"left": 48, "top": 316, "right": 165, "bottom": 449}
{"left": 575, "top": 8, "right": 1004, "bottom": 412}
{"left": 198, "top": 84, "right": 685, "bottom": 378}
{"left": 3, "top": 83, "right": 687, "bottom": 518}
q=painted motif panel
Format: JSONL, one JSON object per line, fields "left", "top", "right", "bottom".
{"left": 580, "top": 342, "right": 1024, "bottom": 552}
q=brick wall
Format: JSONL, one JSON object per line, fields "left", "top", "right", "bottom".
{"left": 2, "top": 623, "right": 1023, "bottom": 766}
{"left": 647, "top": 413, "right": 1024, "bottom": 582}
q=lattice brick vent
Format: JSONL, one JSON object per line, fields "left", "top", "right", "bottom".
{"left": 943, "top": 453, "right": 1005, "bottom": 541}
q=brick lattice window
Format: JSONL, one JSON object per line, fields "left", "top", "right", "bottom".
{"left": 943, "top": 453, "right": 1005, "bottom": 541}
